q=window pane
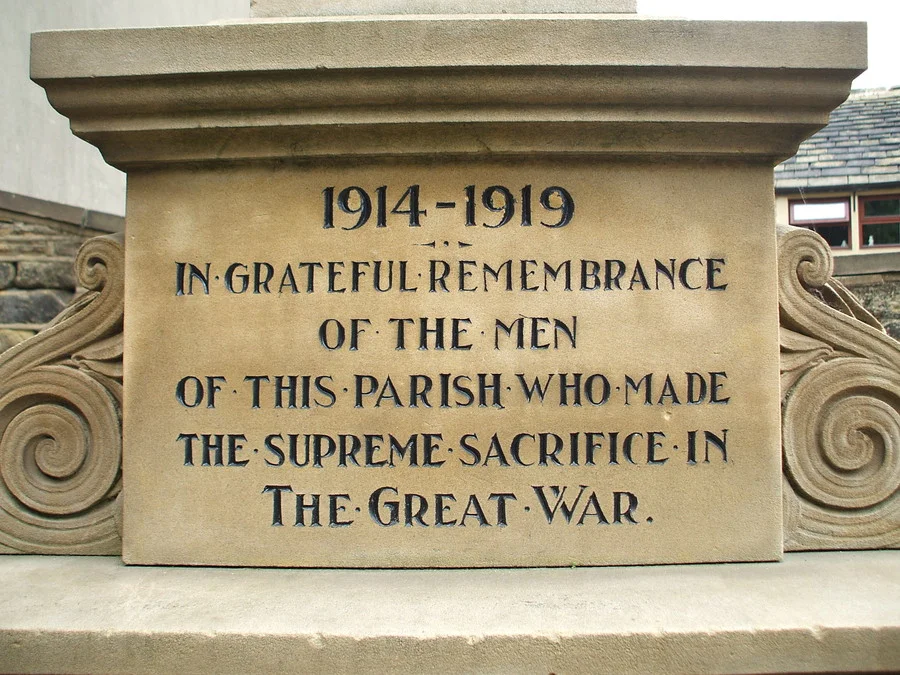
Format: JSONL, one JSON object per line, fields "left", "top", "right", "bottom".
{"left": 791, "top": 201, "right": 848, "bottom": 222}
{"left": 808, "top": 224, "right": 849, "bottom": 248}
{"left": 863, "top": 198, "right": 900, "bottom": 218}
{"left": 862, "top": 222, "right": 900, "bottom": 246}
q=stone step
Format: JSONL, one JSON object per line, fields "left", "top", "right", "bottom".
{"left": 0, "top": 551, "right": 897, "bottom": 674}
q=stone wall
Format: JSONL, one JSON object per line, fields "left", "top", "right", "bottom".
{"left": 841, "top": 274, "right": 900, "bottom": 340}
{"left": 0, "top": 192, "right": 122, "bottom": 351}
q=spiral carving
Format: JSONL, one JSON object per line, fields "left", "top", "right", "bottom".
{"left": 778, "top": 224, "right": 895, "bottom": 364}
{"left": 779, "top": 224, "right": 900, "bottom": 551}
{"left": 785, "top": 360, "right": 900, "bottom": 510}
{"left": 0, "top": 234, "right": 123, "bottom": 554}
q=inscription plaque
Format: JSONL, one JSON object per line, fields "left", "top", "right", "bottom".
{"left": 123, "top": 160, "right": 783, "bottom": 567}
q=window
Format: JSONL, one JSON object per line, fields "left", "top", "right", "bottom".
{"left": 789, "top": 198, "right": 850, "bottom": 249}
{"left": 860, "top": 195, "right": 900, "bottom": 247}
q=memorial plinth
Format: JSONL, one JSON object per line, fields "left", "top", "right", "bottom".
{"left": 31, "top": 15, "right": 865, "bottom": 568}
{"left": 1, "top": 552, "right": 898, "bottom": 674}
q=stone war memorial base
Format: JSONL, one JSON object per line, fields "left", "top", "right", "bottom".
{"left": 0, "top": 552, "right": 897, "bottom": 674}
{"left": 3, "top": 0, "right": 898, "bottom": 671}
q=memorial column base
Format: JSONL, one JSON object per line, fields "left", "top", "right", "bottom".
{"left": 0, "top": 551, "right": 897, "bottom": 674}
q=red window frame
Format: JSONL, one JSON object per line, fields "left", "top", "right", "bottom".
{"left": 859, "top": 194, "right": 900, "bottom": 249}
{"left": 788, "top": 197, "right": 851, "bottom": 249}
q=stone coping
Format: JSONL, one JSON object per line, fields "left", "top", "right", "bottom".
{"left": 0, "top": 190, "right": 124, "bottom": 234}
{"left": 833, "top": 250, "right": 900, "bottom": 277}
{"left": 0, "top": 551, "right": 897, "bottom": 673}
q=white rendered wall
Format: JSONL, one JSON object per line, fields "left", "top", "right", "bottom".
{"left": 0, "top": 0, "right": 249, "bottom": 216}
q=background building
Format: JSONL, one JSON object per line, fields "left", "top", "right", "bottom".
{"left": 775, "top": 88, "right": 900, "bottom": 337}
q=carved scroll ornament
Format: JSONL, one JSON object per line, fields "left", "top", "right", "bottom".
{"left": 0, "top": 228, "right": 897, "bottom": 555}
{"left": 0, "top": 234, "right": 122, "bottom": 554}
{"left": 779, "top": 224, "right": 900, "bottom": 551}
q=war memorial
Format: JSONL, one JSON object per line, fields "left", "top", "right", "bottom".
{"left": 0, "top": 1, "right": 896, "bottom": 672}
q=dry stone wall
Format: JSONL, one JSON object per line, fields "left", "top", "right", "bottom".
{"left": 843, "top": 275, "right": 900, "bottom": 340}
{"left": 0, "top": 200, "right": 120, "bottom": 352}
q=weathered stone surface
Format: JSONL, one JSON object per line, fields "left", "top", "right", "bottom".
{"left": 0, "top": 221, "right": 89, "bottom": 260}
{"left": 251, "top": 0, "right": 638, "bottom": 18}
{"left": 50, "top": 238, "right": 88, "bottom": 258}
{"left": 0, "top": 235, "right": 123, "bottom": 555}
{"left": 0, "top": 214, "right": 107, "bottom": 282}
{"left": 833, "top": 251, "right": 900, "bottom": 277}
{"left": 0, "top": 329, "right": 35, "bottom": 352}
{"left": 30, "top": 14, "right": 865, "bottom": 569}
{"left": 0, "top": 263, "right": 15, "bottom": 290}
{"left": 0, "top": 192, "right": 124, "bottom": 236}
{"left": 0, "top": 552, "right": 897, "bottom": 674}
{"left": 779, "top": 225, "right": 900, "bottom": 551}
{"left": 14, "top": 260, "right": 76, "bottom": 290}
{"left": 0, "top": 238, "right": 49, "bottom": 257}
{"left": 0, "top": 220, "right": 63, "bottom": 238}
{"left": 118, "top": 161, "right": 786, "bottom": 568}
{"left": 847, "top": 278, "right": 900, "bottom": 340}
{"left": 0, "top": 289, "right": 72, "bottom": 324}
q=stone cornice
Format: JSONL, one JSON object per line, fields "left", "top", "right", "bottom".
{"left": 31, "top": 17, "right": 866, "bottom": 168}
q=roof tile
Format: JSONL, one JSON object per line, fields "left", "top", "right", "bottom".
{"left": 776, "top": 88, "right": 900, "bottom": 190}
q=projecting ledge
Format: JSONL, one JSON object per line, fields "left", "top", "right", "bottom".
{"left": 0, "top": 552, "right": 897, "bottom": 674}
{"left": 31, "top": 18, "right": 865, "bottom": 167}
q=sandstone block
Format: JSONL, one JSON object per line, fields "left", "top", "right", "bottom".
{"left": 14, "top": 260, "right": 76, "bottom": 290}
{"left": 50, "top": 238, "right": 86, "bottom": 257}
{"left": 0, "top": 263, "right": 14, "bottom": 290}
{"left": 0, "top": 289, "right": 71, "bottom": 324}
{"left": 0, "top": 328, "right": 35, "bottom": 352}
{"left": 0, "top": 238, "right": 49, "bottom": 257}
{"left": 4, "top": 221, "right": 61, "bottom": 237}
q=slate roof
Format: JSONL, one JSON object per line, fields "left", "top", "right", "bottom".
{"left": 775, "top": 87, "right": 900, "bottom": 192}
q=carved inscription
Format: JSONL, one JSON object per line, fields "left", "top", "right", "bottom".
{"left": 123, "top": 165, "right": 783, "bottom": 567}
{"left": 183, "top": 190, "right": 726, "bottom": 529}
{"left": 173, "top": 183, "right": 731, "bottom": 533}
